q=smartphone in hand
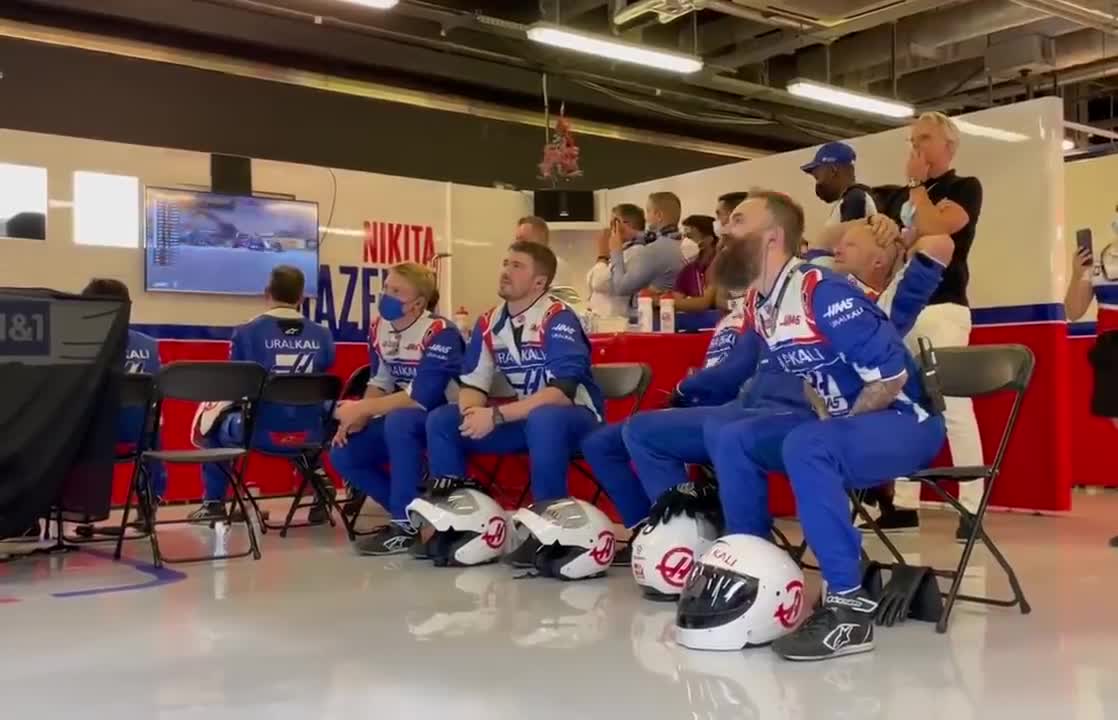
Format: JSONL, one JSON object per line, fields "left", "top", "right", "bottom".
{"left": 1076, "top": 228, "right": 1093, "bottom": 265}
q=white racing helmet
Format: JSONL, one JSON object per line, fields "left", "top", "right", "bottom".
{"left": 632, "top": 513, "right": 720, "bottom": 601}
{"left": 406, "top": 489, "right": 509, "bottom": 567}
{"left": 675, "top": 534, "right": 806, "bottom": 651}
{"left": 510, "top": 498, "right": 616, "bottom": 580}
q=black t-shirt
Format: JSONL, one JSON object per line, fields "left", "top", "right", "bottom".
{"left": 911, "top": 170, "right": 983, "bottom": 306}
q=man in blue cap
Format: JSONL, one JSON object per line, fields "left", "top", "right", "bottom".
{"left": 802, "top": 142, "right": 877, "bottom": 228}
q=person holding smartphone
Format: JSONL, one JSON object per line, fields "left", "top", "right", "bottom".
{"left": 1065, "top": 225, "right": 1118, "bottom": 548}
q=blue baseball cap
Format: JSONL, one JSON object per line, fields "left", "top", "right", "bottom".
{"left": 800, "top": 142, "right": 856, "bottom": 173}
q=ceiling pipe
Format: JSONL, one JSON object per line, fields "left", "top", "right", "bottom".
{"left": 1010, "top": 0, "right": 1118, "bottom": 32}
{"left": 796, "top": 0, "right": 1049, "bottom": 82}
{"left": 898, "top": 25, "right": 1115, "bottom": 102}
{"left": 707, "top": 0, "right": 947, "bottom": 69}
{"left": 613, "top": 0, "right": 817, "bottom": 29}
{"left": 696, "top": 0, "right": 815, "bottom": 30}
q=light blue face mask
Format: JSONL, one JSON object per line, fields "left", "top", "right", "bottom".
{"left": 900, "top": 200, "right": 916, "bottom": 229}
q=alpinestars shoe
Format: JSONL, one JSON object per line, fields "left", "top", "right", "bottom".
{"left": 773, "top": 589, "right": 877, "bottom": 662}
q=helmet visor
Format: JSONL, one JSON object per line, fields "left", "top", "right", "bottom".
{"left": 676, "top": 563, "right": 760, "bottom": 630}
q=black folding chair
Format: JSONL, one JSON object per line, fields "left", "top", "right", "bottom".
{"left": 529, "top": 362, "right": 653, "bottom": 508}
{"left": 129, "top": 361, "right": 268, "bottom": 563}
{"left": 243, "top": 374, "right": 348, "bottom": 539}
{"left": 341, "top": 364, "right": 371, "bottom": 400}
{"left": 101, "top": 373, "right": 162, "bottom": 562}
{"left": 855, "top": 344, "right": 1035, "bottom": 632}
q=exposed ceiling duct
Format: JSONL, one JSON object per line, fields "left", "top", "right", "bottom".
{"left": 794, "top": 0, "right": 1048, "bottom": 81}
{"left": 910, "top": 24, "right": 1118, "bottom": 103}
{"left": 612, "top": 0, "right": 816, "bottom": 29}
{"left": 1010, "top": 0, "right": 1118, "bottom": 32}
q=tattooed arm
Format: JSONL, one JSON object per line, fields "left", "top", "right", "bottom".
{"left": 850, "top": 372, "right": 908, "bottom": 416}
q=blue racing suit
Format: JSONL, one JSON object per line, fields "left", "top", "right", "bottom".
{"left": 581, "top": 294, "right": 759, "bottom": 528}
{"left": 711, "top": 258, "right": 947, "bottom": 592}
{"left": 329, "top": 313, "right": 463, "bottom": 520}
{"left": 121, "top": 330, "right": 167, "bottom": 498}
{"left": 202, "top": 308, "right": 336, "bottom": 502}
{"left": 426, "top": 295, "right": 604, "bottom": 503}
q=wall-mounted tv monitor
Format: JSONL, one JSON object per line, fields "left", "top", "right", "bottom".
{"left": 144, "top": 188, "right": 319, "bottom": 296}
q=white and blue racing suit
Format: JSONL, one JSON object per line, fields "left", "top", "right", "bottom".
{"left": 426, "top": 295, "right": 604, "bottom": 502}
{"left": 329, "top": 313, "right": 463, "bottom": 521}
{"left": 711, "top": 259, "right": 946, "bottom": 592}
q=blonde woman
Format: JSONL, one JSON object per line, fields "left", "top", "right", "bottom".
{"left": 331, "top": 262, "right": 463, "bottom": 555}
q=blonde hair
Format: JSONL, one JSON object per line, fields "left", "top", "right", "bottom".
{"left": 390, "top": 262, "right": 437, "bottom": 309}
{"left": 917, "top": 111, "right": 960, "bottom": 148}
{"left": 648, "top": 191, "right": 682, "bottom": 226}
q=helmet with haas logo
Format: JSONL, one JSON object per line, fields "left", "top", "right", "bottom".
{"left": 406, "top": 489, "right": 509, "bottom": 567}
{"left": 675, "top": 534, "right": 806, "bottom": 651}
{"left": 510, "top": 498, "right": 616, "bottom": 580}
{"left": 632, "top": 513, "right": 720, "bottom": 601}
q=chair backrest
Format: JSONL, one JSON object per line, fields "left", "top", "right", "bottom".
{"left": 260, "top": 373, "right": 343, "bottom": 407}
{"left": 119, "top": 372, "right": 156, "bottom": 409}
{"left": 933, "top": 345, "right": 1035, "bottom": 399}
{"left": 156, "top": 361, "right": 267, "bottom": 403}
{"left": 592, "top": 363, "right": 653, "bottom": 412}
{"left": 342, "top": 364, "right": 371, "bottom": 399}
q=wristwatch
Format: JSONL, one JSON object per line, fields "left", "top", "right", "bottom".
{"left": 907, "top": 178, "right": 923, "bottom": 189}
{"left": 492, "top": 406, "right": 506, "bottom": 426}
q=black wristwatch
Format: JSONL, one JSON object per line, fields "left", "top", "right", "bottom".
{"left": 492, "top": 406, "right": 506, "bottom": 426}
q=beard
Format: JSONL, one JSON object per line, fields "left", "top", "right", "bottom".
{"left": 710, "top": 231, "right": 765, "bottom": 293}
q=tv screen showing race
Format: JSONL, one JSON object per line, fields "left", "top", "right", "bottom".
{"left": 144, "top": 188, "right": 320, "bottom": 296}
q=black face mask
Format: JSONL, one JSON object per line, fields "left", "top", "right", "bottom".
{"left": 815, "top": 183, "right": 841, "bottom": 204}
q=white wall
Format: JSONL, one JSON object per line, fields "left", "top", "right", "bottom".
{"left": 607, "top": 98, "right": 1068, "bottom": 311}
{"left": 1064, "top": 152, "right": 1118, "bottom": 323}
{"left": 0, "top": 128, "right": 550, "bottom": 331}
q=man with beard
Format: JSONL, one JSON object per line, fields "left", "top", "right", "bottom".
{"left": 707, "top": 192, "right": 945, "bottom": 661}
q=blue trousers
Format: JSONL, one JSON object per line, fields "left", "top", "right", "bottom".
{"left": 426, "top": 404, "right": 600, "bottom": 503}
{"left": 711, "top": 410, "right": 945, "bottom": 591}
{"left": 581, "top": 403, "right": 749, "bottom": 528}
{"left": 329, "top": 408, "right": 428, "bottom": 521}
{"left": 202, "top": 413, "right": 246, "bottom": 502}
{"left": 117, "top": 412, "right": 167, "bottom": 499}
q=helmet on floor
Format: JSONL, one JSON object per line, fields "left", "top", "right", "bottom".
{"left": 510, "top": 498, "right": 616, "bottom": 580}
{"left": 632, "top": 512, "right": 720, "bottom": 601}
{"left": 675, "top": 534, "right": 806, "bottom": 651}
{"left": 405, "top": 489, "right": 509, "bottom": 567}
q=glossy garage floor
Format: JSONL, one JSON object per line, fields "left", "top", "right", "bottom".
{"left": 2, "top": 494, "right": 1117, "bottom": 720}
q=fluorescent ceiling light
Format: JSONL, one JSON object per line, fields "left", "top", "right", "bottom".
{"left": 339, "top": 0, "right": 398, "bottom": 8}
{"left": 1062, "top": 138, "right": 1076, "bottom": 152}
{"left": 527, "top": 23, "right": 703, "bottom": 74}
{"left": 786, "top": 79, "right": 914, "bottom": 119}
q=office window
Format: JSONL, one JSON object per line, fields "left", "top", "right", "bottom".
{"left": 74, "top": 171, "right": 140, "bottom": 247}
{"left": 0, "top": 163, "right": 48, "bottom": 240}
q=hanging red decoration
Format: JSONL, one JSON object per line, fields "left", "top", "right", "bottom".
{"left": 538, "top": 107, "right": 582, "bottom": 182}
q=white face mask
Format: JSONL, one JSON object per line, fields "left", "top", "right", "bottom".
{"left": 713, "top": 218, "right": 725, "bottom": 238}
{"left": 900, "top": 201, "right": 916, "bottom": 229}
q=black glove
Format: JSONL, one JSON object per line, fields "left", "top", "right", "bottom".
{"left": 427, "top": 476, "right": 483, "bottom": 499}
{"left": 876, "top": 564, "right": 933, "bottom": 627}
{"left": 648, "top": 482, "right": 723, "bottom": 528}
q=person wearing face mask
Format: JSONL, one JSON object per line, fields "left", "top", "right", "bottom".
{"left": 873, "top": 111, "right": 984, "bottom": 538}
{"left": 669, "top": 214, "right": 721, "bottom": 313}
{"left": 706, "top": 192, "right": 945, "bottom": 661}
{"left": 802, "top": 142, "right": 877, "bottom": 227}
{"left": 329, "top": 262, "right": 464, "bottom": 555}
{"left": 586, "top": 204, "right": 646, "bottom": 317}
{"left": 189, "top": 265, "right": 337, "bottom": 524}
{"left": 714, "top": 192, "right": 750, "bottom": 241}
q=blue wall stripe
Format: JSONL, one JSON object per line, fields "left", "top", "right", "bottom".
{"left": 969, "top": 303, "right": 1064, "bottom": 325}
{"left": 1070, "top": 321, "right": 1098, "bottom": 337}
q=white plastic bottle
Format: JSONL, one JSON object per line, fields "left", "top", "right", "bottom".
{"left": 454, "top": 306, "right": 471, "bottom": 339}
{"left": 659, "top": 295, "right": 675, "bottom": 334}
{"left": 637, "top": 291, "right": 655, "bottom": 333}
